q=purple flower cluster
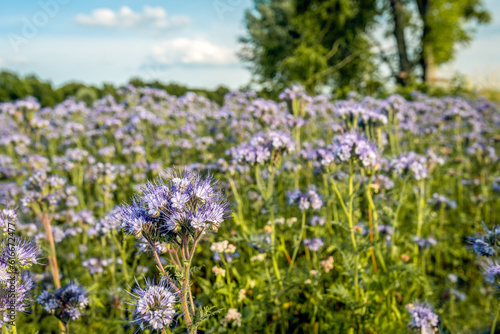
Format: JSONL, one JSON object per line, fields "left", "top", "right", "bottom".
{"left": 303, "top": 238, "right": 324, "bottom": 251}
{"left": 37, "top": 282, "right": 89, "bottom": 323}
{"left": 1, "top": 238, "right": 43, "bottom": 268}
{"left": 468, "top": 226, "right": 500, "bottom": 257}
{"left": 287, "top": 187, "right": 323, "bottom": 211}
{"left": 335, "top": 101, "right": 388, "bottom": 127}
{"left": 0, "top": 273, "right": 35, "bottom": 326}
{"left": 127, "top": 278, "right": 177, "bottom": 332}
{"left": 413, "top": 236, "right": 437, "bottom": 249}
{"left": 332, "top": 132, "right": 379, "bottom": 168}
{"left": 309, "top": 215, "right": 325, "bottom": 226}
{"left": 116, "top": 169, "right": 230, "bottom": 242}
{"left": 227, "top": 131, "right": 295, "bottom": 166}
{"left": 279, "top": 85, "right": 312, "bottom": 104}
{"left": 428, "top": 193, "right": 457, "bottom": 210}
{"left": 390, "top": 152, "right": 429, "bottom": 180}
{"left": 484, "top": 261, "right": 500, "bottom": 284}
{"left": 406, "top": 302, "right": 439, "bottom": 333}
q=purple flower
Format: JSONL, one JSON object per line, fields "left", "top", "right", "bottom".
{"left": 332, "top": 132, "right": 379, "bottom": 168}
{"left": 413, "top": 236, "right": 437, "bottom": 249}
{"left": 391, "top": 152, "right": 429, "bottom": 180}
{"left": 116, "top": 199, "right": 159, "bottom": 239}
{"left": 37, "top": 282, "right": 89, "bottom": 324}
{"left": 0, "top": 272, "right": 35, "bottom": 325}
{"left": 115, "top": 169, "right": 230, "bottom": 243}
{"left": 1, "top": 238, "right": 43, "bottom": 268}
{"left": 303, "top": 238, "right": 324, "bottom": 251}
{"left": 484, "top": 261, "right": 500, "bottom": 284}
{"left": 127, "top": 278, "right": 177, "bottom": 332}
{"left": 467, "top": 225, "right": 500, "bottom": 257}
{"left": 227, "top": 131, "right": 295, "bottom": 166}
{"left": 406, "top": 302, "right": 439, "bottom": 333}
{"left": 309, "top": 216, "right": 325, "bottom": 226}
{"left": 287, "top": 187, "right": 323, "bottom": 211}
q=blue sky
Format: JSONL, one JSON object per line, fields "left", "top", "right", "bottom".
{"left": 0, "top": 0, "right": 499, "bottom": 89}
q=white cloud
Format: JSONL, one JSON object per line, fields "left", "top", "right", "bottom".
{"left": 0, "top": 58, "right": 3, "bottom": 66}
{"left": 150, "top": 38, "right": 237, "bottom": 65}
{"left": 75, "top": 6, "right": 190, "bottom": 31}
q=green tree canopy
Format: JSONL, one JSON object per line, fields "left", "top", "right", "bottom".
{"left": 240, "top": 0, "right": 384, "bottom": 95}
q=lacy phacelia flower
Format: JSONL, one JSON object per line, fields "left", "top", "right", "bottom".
{"left": 1, "top": 238, "right": 43, "bottom": 269}
{"left": 116, "top": 169, "right": 230, "bottom": 243}
{"left": 427, "top": 193, "right": 457, "bottom": 209}
{"left": 127, "top": 278, "right": 177, "bottom": 332}
{"left": 227, "top": 131, "right": 295, "bottom": 166}
{"left": 37, "top": 282, "right": 89, "bottom": 324}
{"left": 406, "top": 303, "right": 439, "bottom": 333}
{"left": 303, "top": 238, "right": 324, "bottom": 251}
{"left": 332, "top": 132, "right": 379, "bottom": 168}
{"left": 413, "top": 236, "right": 437, "bottom": 249}
{"left": 0, "top": 273, "right": 35, "bottom": 326}
{"left": 467, "top": 225, "right": 500, "bottom": 257}
{"left": 484, "top": 261, "right": 500, "bottom": 284}
{"left": 287, "top": 187, "right": 323, "bottom": 211}
{"left": 391, "top": 152, "right": 429, "bottom": 180}
{"left": 309, "top": 216, "right": 325, "bottom": 226}
{"left": 0, "top": 208, "right": 17, "bottom": 235}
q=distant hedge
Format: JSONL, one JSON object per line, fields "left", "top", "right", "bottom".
{"left": 0, "top": 70, "right": 231, "bottom": 107}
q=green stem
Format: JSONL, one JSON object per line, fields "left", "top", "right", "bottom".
{"left": 289, "top": 211, "right": 307, "bottom": 272}
{"left": 492, "top": 302, "right": 500, "bottom": 334}
{"left": 414, "top": 179, "right": 426, "bottom": 264}
{"left": 269, "top": 204, "right": 283, "bottom": 287}
{"left": 331, "top": 177, "right": 357, "bottom": 250}
{"left": 391, "top": 177, "right": 408, "bottom": 260}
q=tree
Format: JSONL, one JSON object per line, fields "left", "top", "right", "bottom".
{"left": 240, "top": 0, "right": 382, "bottom": 94}
{"left": 0, "top": 71, "right": 32, "bottom": 101}
{"left": 24, "top": 75, "right": 62, "bottom": 107}
{"left": 416, "top": 0, "right": 491, "bottom": 83}
{"left": 389, "top": 0, "right": 412, "bottom": 85}
{"left": 384, "top": 0, "right": 491, "bottom": 85}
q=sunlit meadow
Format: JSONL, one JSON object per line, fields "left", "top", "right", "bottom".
{"left": 0, "top": 85, "right": 499, "bottom": 333}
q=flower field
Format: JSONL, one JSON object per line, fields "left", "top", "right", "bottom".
{"left": 0, "top": 85, "right": 499, "bottom": 333}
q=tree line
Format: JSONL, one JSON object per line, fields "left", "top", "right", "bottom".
{"left": 0, "top": 70, "right": 231, "bottom": 107}
{"left": 240, "top": 0, "right": 491, "bottom": 95}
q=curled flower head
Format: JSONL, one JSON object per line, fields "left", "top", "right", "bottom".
{"left": 227, "top": 131, "right": 295, "bottom": 166}
{"left": 303, "top": 238, "right": 324, "bottom": 251}
{"left": 1, "top": 238, "right": 43, "bottom": 269}
{"left": 0, "top": 208, "right": 17, "bottom": 234}
{"left": 127, "top": 278, "right": 177, "bottom": 333}
{"left": 37, "top": 281, "right": 89, "bottom": 324}
{"left": 332, "top": 132, "right": 379, "bottom": 169}
{"left": 467, "top": 225, "right": 500, "bottom": 257}
{"left": 406, "top": 302, "right": 439, "bottom": 333}
{"left": 287, "top": 186, "right": 323, "bottom": 211}
{"left": 116, "top": 169, "right": 231, "bottom": 241}
{"left": 391, "top": 152, "right": 429, "bottom": 180}
{"left": 116, "top": 199, "right": 159, "bottom": 239}
{"left": 0, "top": 272, "right": 35, "bottom": 325}
{"left": 484, "top": 261, "right": 500, "bottom": 284}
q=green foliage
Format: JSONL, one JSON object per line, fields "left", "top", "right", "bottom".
{"left": 418, "top": 0, "right": 491, "bottom": 66}
{"left": 241, "top": 0, "right": 384, "bottom": 95}
{"left": 0, "top": 71, "right": 230, "bottom": 107}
